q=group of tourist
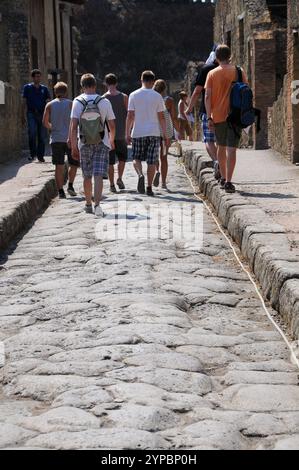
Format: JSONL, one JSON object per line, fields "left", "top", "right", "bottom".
{"left": 22, "top": 44, "right": 248, "bottom": 217}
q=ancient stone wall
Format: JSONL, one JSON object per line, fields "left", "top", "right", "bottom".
{"left": 0, "top": 0, "right": 29, "bottom": 162}
{"left": 0, "top": 0, "right": 83, "bottom": 163}
{"left": 268, "top": 0, "right": 299, "bottom": 162}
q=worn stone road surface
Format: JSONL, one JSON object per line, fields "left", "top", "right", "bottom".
{"left": 0, "top": 157, "right": 299, "bottom": 450}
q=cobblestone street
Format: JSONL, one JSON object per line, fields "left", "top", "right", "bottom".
{"left": 0, "top": 156, "right": 299, "bottom": 450}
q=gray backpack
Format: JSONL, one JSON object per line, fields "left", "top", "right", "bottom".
{"left": 76, "top": 95, "right": 106, "bottom": 145}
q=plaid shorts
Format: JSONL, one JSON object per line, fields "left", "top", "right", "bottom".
{"left": 79, "top": 143, "right": 109, "bottom": 179}
{"left": 202, "top": 114, "right": 216, "bottom": 143}
{"left": 132, "top": 137, "right": 160, "bottom": 165}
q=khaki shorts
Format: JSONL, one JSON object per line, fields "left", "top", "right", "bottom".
{"left": 214, "top": 121, "right": 241, "bottom": 148}
{"left": 179, "top": 118, "right": 193, "bottom": 137}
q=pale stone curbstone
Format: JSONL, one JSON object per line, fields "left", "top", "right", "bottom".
{"left": 183, "top": 145, "right": 299, "bottom": 339}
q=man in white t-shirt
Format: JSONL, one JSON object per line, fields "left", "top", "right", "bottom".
{"left": 70, "top": 74, "right": 115, "bottom": 217}
{"left": 126, "top": 70, "right": 169, "bottom": 197}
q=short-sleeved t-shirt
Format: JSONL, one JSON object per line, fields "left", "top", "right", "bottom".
{"left": 71, "top": 94, "right": 115, "bottom": 149}
{"left": 194, "top": 63, "right": 218, "bottom": 115}
{"left": 205, "top": 65, "right": 248, "bottom": 123}
{"left": 23, "top": 83, "right": 51, "bottom": 114}
{"left": 128, "top": 88, "right": 166, "bottom": 138}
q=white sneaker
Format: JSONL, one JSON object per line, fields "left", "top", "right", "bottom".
{"left": 94, "top": 205, "right": 104, "bottom": 218}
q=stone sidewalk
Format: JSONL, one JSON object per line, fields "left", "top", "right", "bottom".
{"left": 182, "top": 142, "right": 299, "bottom": 341}
{"left": 0, "top": 156, "right": 299, "bottom": 450}
{"left": 0, "top": 157, "right": 56, "bottom": 250}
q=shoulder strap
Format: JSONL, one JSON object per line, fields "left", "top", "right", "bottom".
{"left": 76, "top": 97, "right": 88, "bottom": 108}
{"left": 94, "top": 95, "right": 103, "bottom": 105}
{"left": 236, "top": 66, "right": 243, "bottom": 83}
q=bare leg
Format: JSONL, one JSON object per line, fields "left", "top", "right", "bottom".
{"left": 68, "top": 165, "right": 77, "bottom": 185}
{"left": 133, "top": 159, "right": 143, "bottom": 176}
{"left": 205, "top": 142, "right": 218, "bottom": 161}
{"left": 94, "top": 175, "right": 103, "bottom": 206}
{"left": 226, "top": 147, "right": 237, "bottom": 183}
{"left": 84, "top": 177, "right": 93, "bottom": 206}
{"left": 160, "top": 146, "right": 169, "bottom": 185}
{"left": 55, "top": 164, "right": 64, "bottom": 190}
{"left": 109, "top": 164, "right": 115, "bottom": 187}
{"left": 118, "top": 161, "right": 126, "bottom": 180}
{"left": 147, "top": 164, "right": 156, "bottom": 187}
{"left": 217, "top": 145, "right": 227, "bottom": 180}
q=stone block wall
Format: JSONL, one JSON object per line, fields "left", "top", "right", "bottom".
{"left": 268, "top": 75, "right": 289, "bottom": 157}
{"left": 268, "top": 0, "right": 299, "bottom": 163}
{"left": 0, "top": 83, "right": 23, "bottom": 162}
{"left": 0, "top": 0, "right": 83, "bottom": 163}
{"left": 0, "top": 0, "right": 29, "bottom": 162}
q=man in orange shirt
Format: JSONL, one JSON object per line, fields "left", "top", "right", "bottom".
{"left": 205, "top": 45, "right": 248, "bottom": 193}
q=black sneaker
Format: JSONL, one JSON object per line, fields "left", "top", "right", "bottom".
{"left": 117, "top": 178, "right": 125, "bottom": 190}
{"left": 146, "top": 186, "right": 155, "bottom": 197}
{"left": 58, "top": 189, "right": 66, "bottom": 199}
{"left": 84, "top": 204, "right": 93, "bottom": 214}
{"left": 225, "top": 182, "right": 236, "bottom": 194}
{"left": 28, "top": 155, "right": 35, "bottom": 162}
{"left": 219, "top": 177, "right": 226, "bottom": 189}
{"left": 67, "top": 185, "right": 77, "bottom": 197}
{"left": 153, "top": 172, "right": 160, "bottom": 188}
{"left": 137, "top": 175, "right": 145, "bottom": 194}
{"left": 110, "top": 184, "right": 117, "bottom": 193}
{"left": 38, "top": 157, "right": 45, "bottom": 163}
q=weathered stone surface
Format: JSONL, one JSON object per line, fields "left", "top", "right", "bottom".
{"left": 52, "top": 387, "right": 113, "bottom": 409}
{"left": 241, "top": 413, "right": 299, "bottom": 437}
{"left": 279, "top": 279, "right": 299, "bottom": 339}
{"left": 163, "top": 420, "right": 247, "bottom": 450}
{"left": 0, "top": 424, "right": 36, "bottom": 448}
{"left": 26, "top": 429, "right": 170, "bottom": 450}
{"left": 231, "top": 341, "right": 289, "bottom": 361}
{"left": 106, "top": 366, "right": 212, "bottom": 395}
{"left": 124, "top": 352, "right": 203, "bottom": 372}
{"left": 4, "top": 375, "right": 115, "bottom": 402}
{"left": 177, "top": 345, "right": 239, "bottom": 367}
{"left": 223, "top": 370, "right": 298, "bottom": 386}
{"left": 16, "top": 407, "right": 100, "bottom": 433}
{"left": 104, "top": 404, "right": 179, "bottom": 431}
{"left": 218, "top": 385, "right": 299, "bottom": 412}
{"left": 272, "top": 435, "right": 299, "bottom": 450}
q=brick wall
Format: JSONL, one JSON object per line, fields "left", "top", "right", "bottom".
{"left": 268, "top": 0, "right": 299, "bottom": 163}
{"left": 0, "top": 0, "right": 29, "bottom": 162}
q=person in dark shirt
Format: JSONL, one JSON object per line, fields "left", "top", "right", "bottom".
{"left": 186, "top": 52, "right": 220, "bottom": 179}
{"left": 22, "top": 69, "right": 51, "bottom": 162}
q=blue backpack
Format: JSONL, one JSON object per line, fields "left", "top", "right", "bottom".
{"left": 227, "top": 67, "right": 261, "bottom": 134}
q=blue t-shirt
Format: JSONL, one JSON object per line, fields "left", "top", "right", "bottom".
{"left": 23, "top": 83, "right": 51, "bottom": 114}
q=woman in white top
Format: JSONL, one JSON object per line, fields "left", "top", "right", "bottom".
{"left": 178, "top": 91, "right": 193, "bottom": 141}
{"left": 152, "top": 79, "right": 180, "bottom": 189}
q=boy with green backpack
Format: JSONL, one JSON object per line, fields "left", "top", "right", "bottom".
{"left": 70, "top": 74, "right": 115, "bottom": 217}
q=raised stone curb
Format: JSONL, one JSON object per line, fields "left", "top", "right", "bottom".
{"left": 0, "top": 175, "right": 56, "bottom": 250}
{"left": 182, "top": 146, "right": 299, "bottom": 340}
